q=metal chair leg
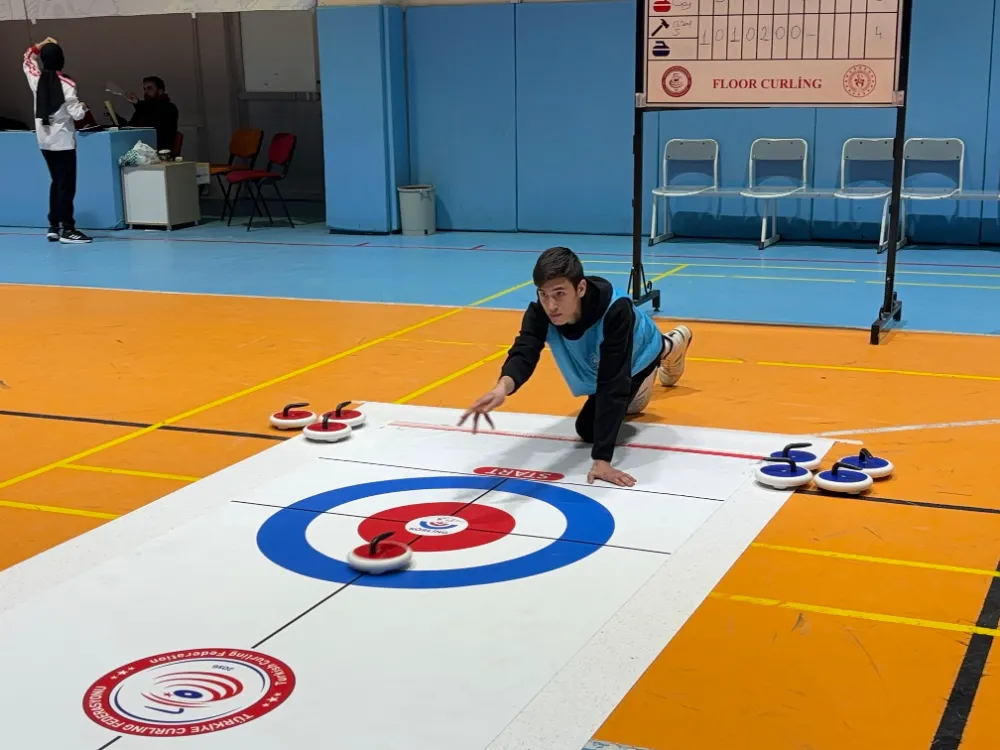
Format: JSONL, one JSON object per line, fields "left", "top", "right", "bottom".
{"left": 272, "top": 183, "right": 293, "bottom": 227}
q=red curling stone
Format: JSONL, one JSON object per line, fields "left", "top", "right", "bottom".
{"left": 303, "top": 411, "right": 352, "bottom": 443}
{"left": 328, "top": 400, "right": 365, "bottom": 428}
{"left": 270, "top": 401, "right": 318, "bottom": 430}
{"left": 347, "top": 532, "right": 412, "bottom": 574}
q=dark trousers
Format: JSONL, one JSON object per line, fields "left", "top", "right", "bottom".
{"left": 41, "top": 148, "right": 77, "bottom": 230}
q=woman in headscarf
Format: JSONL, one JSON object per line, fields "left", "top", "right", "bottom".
{"left": 22, "top": 37, "right": 92, "bottom": 244}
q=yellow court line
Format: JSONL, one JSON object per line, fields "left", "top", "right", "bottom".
{"left": 61, "top": 464, "right": 201, "bottom": 483}
{"left": 0, "top": 281, "right": 533, "bottom": 496}
{"left": 395, "top": 349, "right": 509, "bottom": 404}
{"left": 751, "top": 542, "right": 1000, "bottom": 578}
{"left": 649, "top": 263, "right": 689, "bottom": 282}
{"left": 710, "top": 592, "right": 1000, "bottom": 637}
{"left": 0, "top": 498, "right": 119, "bottom": 520}
{"left": 757, "top": 360, "right": 1000, "bottom": 382}
{"left": 401, "top": 338, "right": 738, "bottom": 365}
{"left": 397, "top": 337, "right": 508, "bottom": 349}
{"left": 467, "top": 280, "right": 534, "bottom": 306}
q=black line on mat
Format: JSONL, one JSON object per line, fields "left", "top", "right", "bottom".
{"left": 95, "top": 737, "right": 121, "bottom": 749}
{"left": 0, "top": 409, "right": 286, "bottom": 442}
{"left": 252, "top": 579, "right": 362, "bottom": 649}
{"left": 231, "top": 499, "right": 672, "bottom": 557}
{"left": 929, "top": 557, "right": 1000, "bottom": 750}
{"left": 798, "top": 488, "right": 1000, "bottom": 516}
{"left": 315, "top": 454, "right": 725, "bottom": 502}
{"left": 247, "top": 483, "right": 502, "bottom": 648}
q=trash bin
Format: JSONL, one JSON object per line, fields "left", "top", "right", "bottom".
{"left": 397, "top": 184, "right": 436, "bottom": 236}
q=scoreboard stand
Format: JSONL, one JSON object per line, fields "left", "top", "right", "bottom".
{"left": 630, "top": 0, "right": 914, "bottom": 345}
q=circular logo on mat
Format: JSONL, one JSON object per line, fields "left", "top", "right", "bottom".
{"left": 661, "top": 66, "right": 692, "bottom": 98}
{"left": 405, "top": 515, "right": 468, "bottom": 536}
{"left": 83, "top": 649, "right": 295, "bottom": 737}
{"left": 843, "top": 64, "right": 877, "bottom": 98}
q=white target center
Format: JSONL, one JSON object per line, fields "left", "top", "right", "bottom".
{"left": 405, "top": 515, "right": 469, "bottom": 536}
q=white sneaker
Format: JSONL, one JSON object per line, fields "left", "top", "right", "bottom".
{"left": 657, "top": 325, "right": 693, "bottom": 386}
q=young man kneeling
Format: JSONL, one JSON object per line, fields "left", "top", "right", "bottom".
{"left": 459, "top": 246, "right": 692, "bottom": 487}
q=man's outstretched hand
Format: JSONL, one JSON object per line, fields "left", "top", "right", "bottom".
{"left": 458, "top": 382, "right": 507, "bottom": 433}
{"left": 588, "top": 459, "right": 636, "bottom": 487}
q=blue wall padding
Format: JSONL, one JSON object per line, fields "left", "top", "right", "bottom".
{"left": 406, "top": 4, "right": 518, "bottom": 231}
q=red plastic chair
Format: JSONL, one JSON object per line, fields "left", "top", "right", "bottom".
{"left": 225, "top": 132, "right": 297, "bottom": 230}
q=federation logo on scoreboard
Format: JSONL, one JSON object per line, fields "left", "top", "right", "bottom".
{"left": 661, "top": 66, "right": 693, "bottom": 98}
{"left": 83, "top": 649, "right": 295, "bottom": 737}
{"left": 843, "top": 64, "right": 877, "bottom": 98}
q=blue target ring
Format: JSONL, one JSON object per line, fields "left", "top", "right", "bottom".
{"left": 256, "top": 475, "right": 615, "bottom": 589}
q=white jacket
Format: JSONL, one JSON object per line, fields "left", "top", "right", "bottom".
{"left": 23, "top": 45, "right": 88, "bottom": 152}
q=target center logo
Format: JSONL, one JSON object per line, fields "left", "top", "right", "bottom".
{"left": 83, "top": 649, "right": 295, "bottom": 737}
{"left": 405, "top": 515, "right": 468, "bottom": 536}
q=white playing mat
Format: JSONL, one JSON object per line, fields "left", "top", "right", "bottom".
{"left": 0, "top": 403, "right": 834, "bottom": 749}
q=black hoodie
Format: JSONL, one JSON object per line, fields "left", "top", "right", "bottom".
{"left": 499, "top": 276, "right": 659, "bottom": 462}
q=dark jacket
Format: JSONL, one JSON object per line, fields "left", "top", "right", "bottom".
{"left": 127, "top": 95, "right": 178, "bottom": 153}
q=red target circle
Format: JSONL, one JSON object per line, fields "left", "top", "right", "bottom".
{"left": 357, "top": 501, "right": 515, "bottom": 552}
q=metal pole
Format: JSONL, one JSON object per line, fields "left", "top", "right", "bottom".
{"left": 870, "top": 0, "right": 913, "bottom": 344}
{"left": 631, "top": 107, "right": 644, "bottom": 302}
{"left": 629, "top": 0, "right": 660, "bottom": 310}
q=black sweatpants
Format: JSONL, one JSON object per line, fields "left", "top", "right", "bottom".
{"left": 41, "top": 148, "right": 77, "bottom": 230}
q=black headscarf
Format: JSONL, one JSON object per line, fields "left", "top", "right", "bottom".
{"left": 36, "top": 44, "right": 66, "bottom": 127}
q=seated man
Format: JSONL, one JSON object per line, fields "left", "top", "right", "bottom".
{"left": 459, "top": 246, "right": 692, "bottom": 487}
{"left": 123, "top": 76, "right": 178, "bottom": 153}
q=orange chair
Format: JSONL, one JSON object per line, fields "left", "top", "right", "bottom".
{"left": 209, "top": 127, "right": 264, "bottom": 221}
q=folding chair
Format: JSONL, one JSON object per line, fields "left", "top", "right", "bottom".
{"left": 210, "top": 127, "right": 264, "bottom": 221}
{"left": 833, "top": 137, "right": 899, "bottom": 252}
{"left": 897, "top": 137, "right": 965, "bottom": 248}
{"left": 226, "top": 132, "right": 297, "bottom": 231}
{"left": 739, "top": 138, "right": 808, "bottom": 249}
{"left": 649, "top": 138, "right": 719, "bottom": 245}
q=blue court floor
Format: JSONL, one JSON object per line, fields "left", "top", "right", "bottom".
{"left": 2, "top": 223, "right": 999, "bottom": 335}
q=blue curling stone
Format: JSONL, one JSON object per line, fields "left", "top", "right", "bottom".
{"left": 760, "top": 464, "right": 809, "bottom": 479}
{"left": 815, "top": 467, "right": 873, "bottom": 494}
{"left": 839, "top": 453, "right": 893, "bottom": 479}
{"left": 769, "top": 448, "right": 820, "bottom": 470}
{"left": 755, "top": 462, "right": 812, "bottom": 489}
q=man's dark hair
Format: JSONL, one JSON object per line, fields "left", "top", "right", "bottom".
{"left": 143, "top": 76, "right": 166, "bottom": 91}
{"left": 533, "top": 246, "right": 584, "bottom": 287}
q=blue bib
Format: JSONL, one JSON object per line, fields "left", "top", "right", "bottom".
{"left": 546, "top": 289, "right": 664, "bottom": 397}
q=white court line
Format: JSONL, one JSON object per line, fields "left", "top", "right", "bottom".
{"left": 819, "top": 418, "right": 1000, "bottom": 437}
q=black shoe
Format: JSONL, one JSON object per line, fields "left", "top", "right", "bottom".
{"left": 59, "top": 228, "right": 92, "bottom": 244}
{"left": 46, "top": 227, "right": 59, "bottom": 242}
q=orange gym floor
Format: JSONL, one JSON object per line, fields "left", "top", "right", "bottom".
{"left": 3, "top": 272, "right": 1000, "bottom": 748}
